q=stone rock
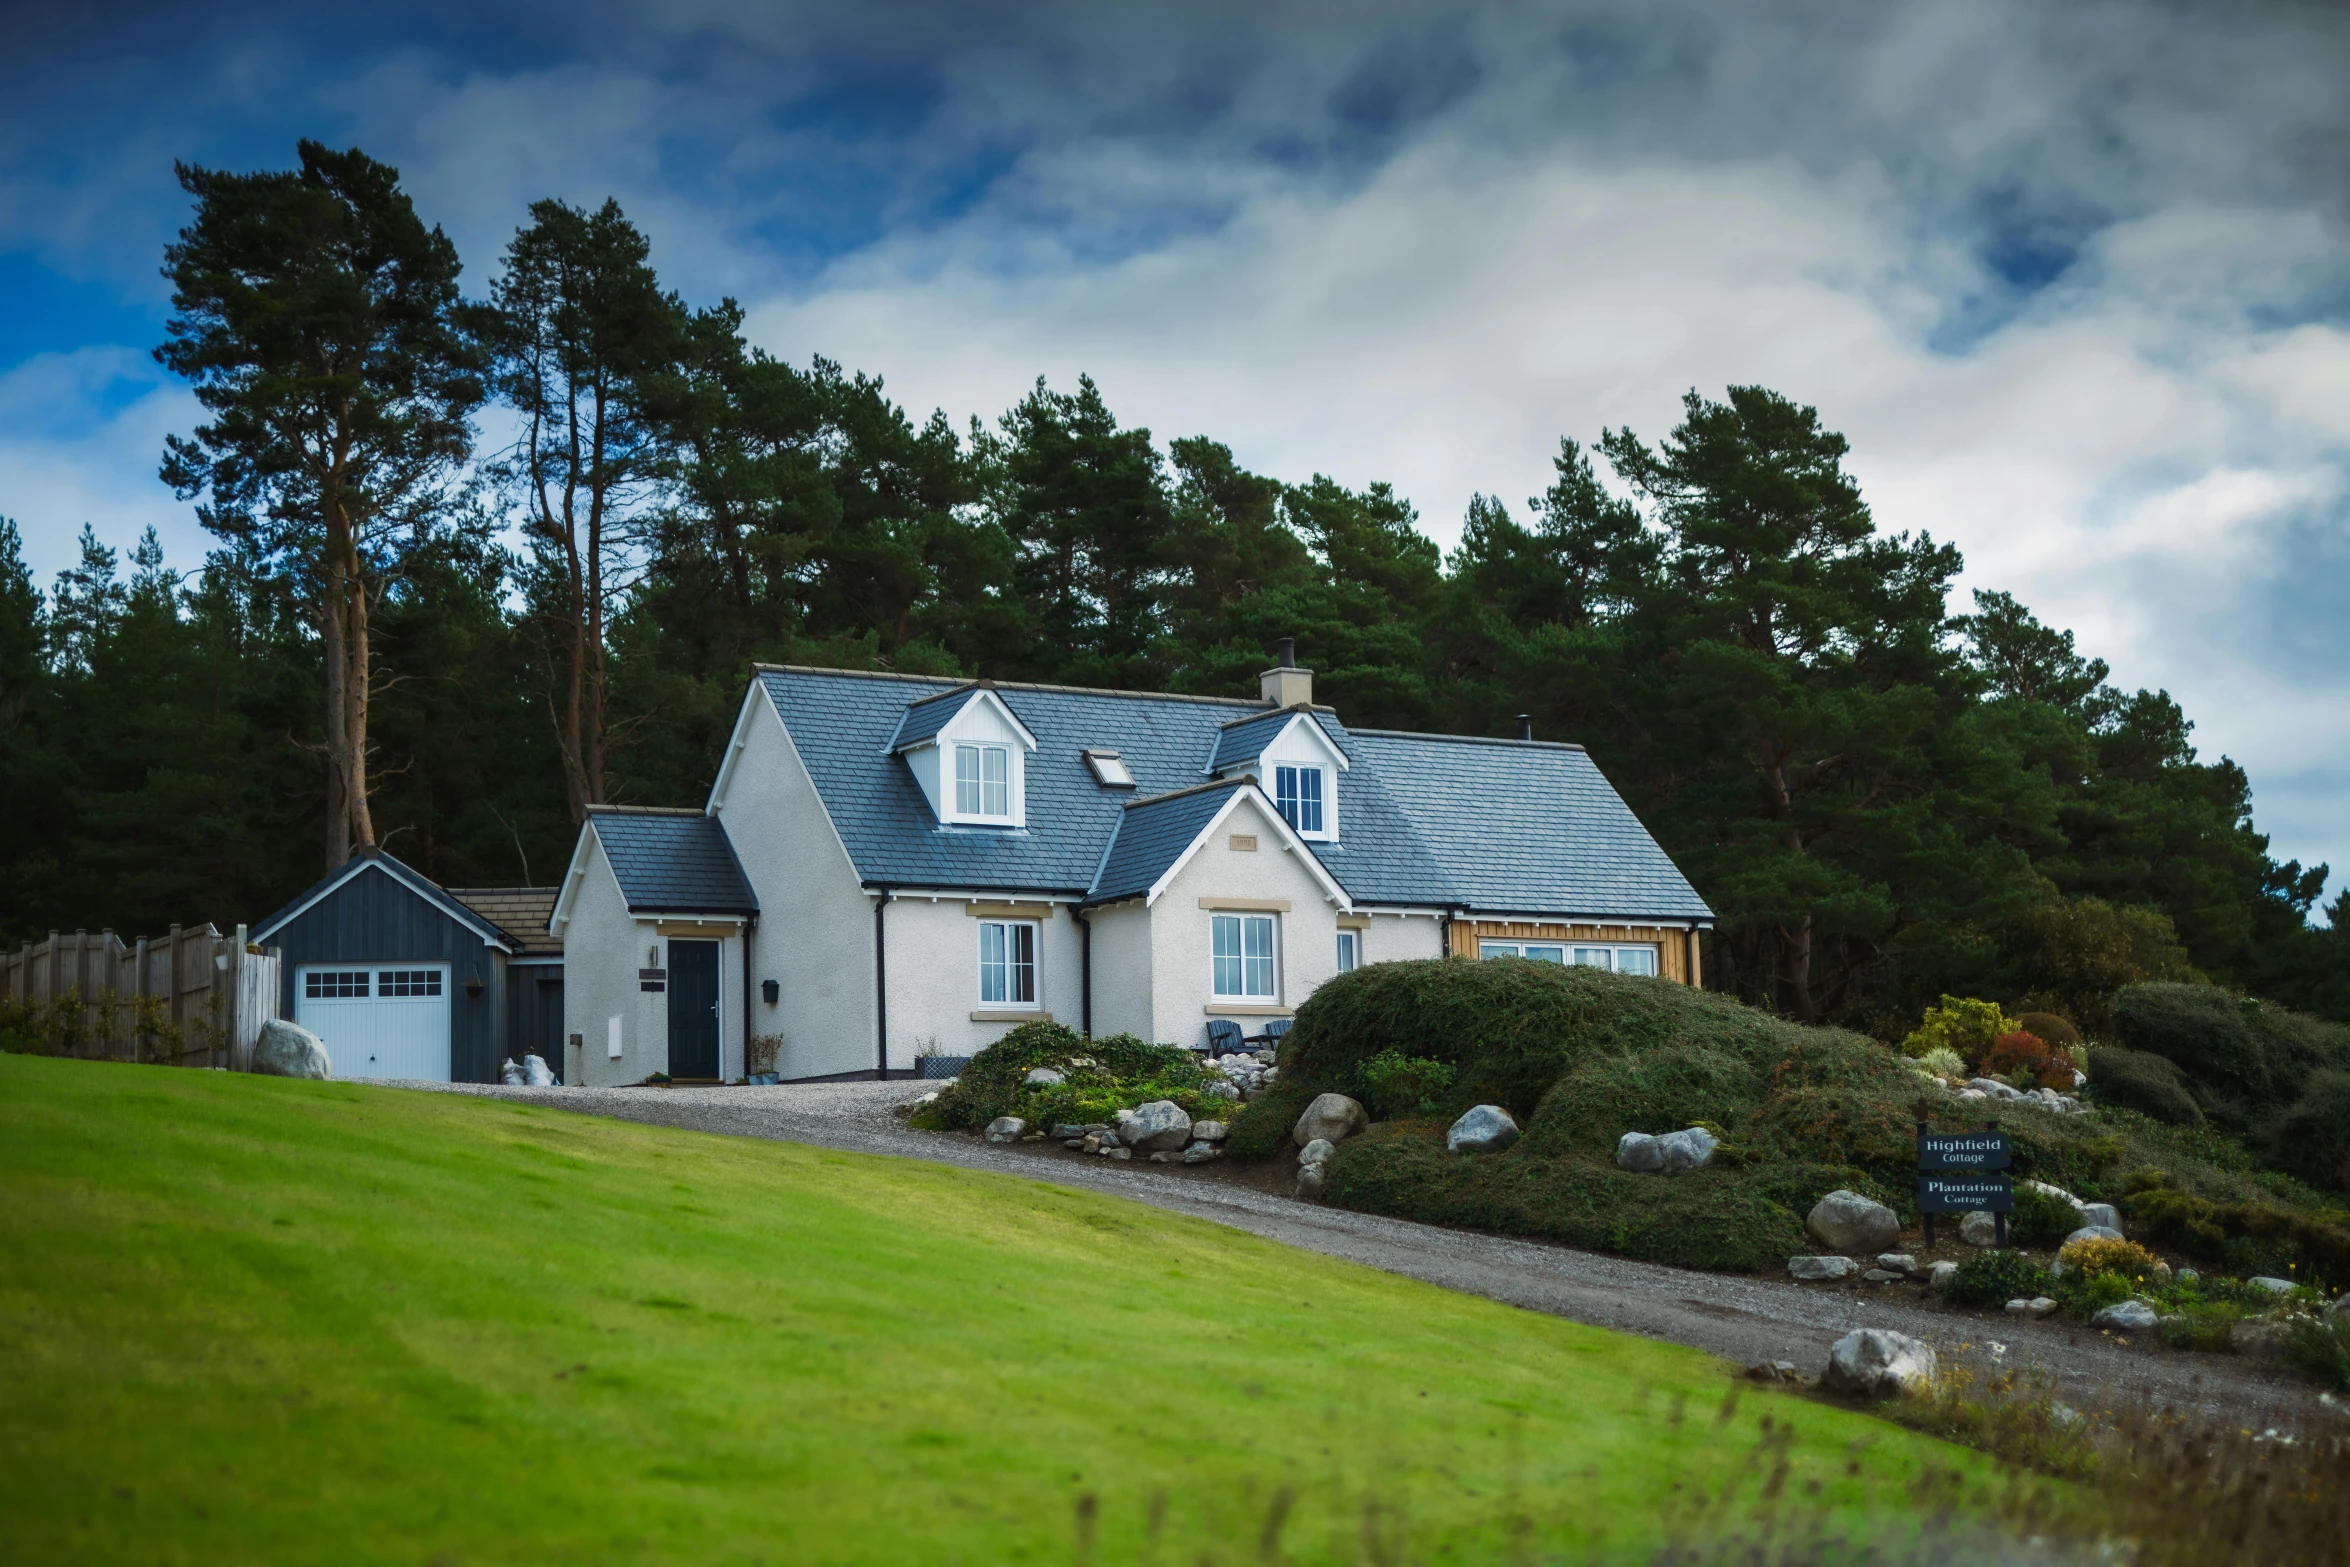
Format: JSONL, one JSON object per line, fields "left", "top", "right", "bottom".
{"left": 1864, "top": 1268, "right": 1902, "bottom": 1283}
{"left": 1191, "top": 1120, "right": 1228, "bottom": 1143}
{"left": 1447, "top": 1105, "right": 1522, "bottom": 1155}
{"left": 1050, "top": 1124, "right": 1091, "bottom": 1139}
{"left": 523, "top": 1054, "right": 556, "bottom": 1087}
{"left": 2093, "top": 1299, "right": 2159, "bottom": 1331}
{"left": 2247, "top": 1276, "right": 2298, "bottom": 1295}
{"left": 1063, "top": 1139, "right": 1085, "bottom": 1150}
{"left": 2027, "top": 1297, "right": 2059, "bottom": 1318}
{"left": 1294, "top": 1162, "right": 1327, "bottom": 1200}
{"left": 1615, "top": 1132, "right": 1665, "bottom": 1172}
{"left": 1657, "top": 1126, "right": 1721, "bottom": 1171}
{"left": 1967, "top": 1077, "right": 2024, "bottom": 1101}
{"left": 1823, "top": 1329, "right": 1938, "bottom": 1398}
{"left": 1202, "top": 1080, "right": 1241, "bottom": 1102}
{"left": 1927, "top": 1261, "right": 1959, "bottom": 1290}
{"left": 2230, "top": 1319, "right": 2295, "bottom": 1359}
{"left": 2079, "top": 1203, "right": 2121, "bottom": 1232}
{"left": 252, "top": 1019, "right": 331, "bottom": 1079}
{"left": 1959, "top": 1210, "right": 1999, "bottom": 1246}
{"left": 2064, "top": 1225, "right": 2126, "bottom": 1248}
{"left": 1148, "top": 1151, "right": 1176, "bottom": 1163}
{"left": 1957, "top": 1088, "right": 1989, "bottom": 1102}
{"left": 1181, "top": 1143, "right": 1220, "bottom": 1164}
{"left": 2004, "top": 1298, "right": 2033, "bottom": 1316}
{"left": 1877, "top": 1254, "right": 1917, "bottom": 1274}
{"left": 2177, "top": 1268, "right": 2200, "bottom": 1286}
{"left": 1806, "top": 1190, "right": 1901, "bottom": 1254}
{"left": 1116, "top": 1100, "right": 1194, "bottom": 1154}
{"left": 1024, "top": 1067, "right": 1066, "bottom": 1087}
{"left": 1787, "top": 1255, "right": 1858, "bottom": 1281}
{"left": 1292, "top": 1093, "right": 1367, "bottom": 1147}
{"left": 1081, "top": 1134, "right": 1102, "bottom": 1154}
{"left": 1104, "top": 1146, "right": 1130, "bottom": 1160}
{"left": 2024, "top": 1180, "right": 2085, "bottom": 1209}
{"left": 985, "top": 1116, "right": 1027, "bottom": 1144}
{"left": 1298, "top": 1137, "right": 1338, "bottom": 1167}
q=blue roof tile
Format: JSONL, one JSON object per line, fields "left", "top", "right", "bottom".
{"left": 749, "top": 667, "right": 1711, "bottom": 921}
{"left": 1086, "top": 780, "right": 1251, "bottom": 904}
{"left": 589, "top": 809, "right": 758, "bottom": 914}
{"left": 887, "top": 685, "right": 979, "bottom": 752}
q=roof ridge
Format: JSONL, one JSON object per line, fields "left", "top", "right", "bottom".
{"left": 1349, "top": 727, "right": 1587, "bottom": 752}
{"left": 1215, "top": 703, "right": 1329, "bottom": 731}
{"left": 587, "top": 804, "right": 709, "bottom": 816}
{"left": 1121, "top": 775, "right": 1253, "bottom": 810}
{"left": 755, "top": 663, "right": 1271, "bottom": 709}
{"left": 446, "top": 886, "right": 559, "bottom": 897}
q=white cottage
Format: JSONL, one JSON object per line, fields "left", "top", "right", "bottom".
{"left": 550, "top": 649, "right": 1714, "bottom": 1084}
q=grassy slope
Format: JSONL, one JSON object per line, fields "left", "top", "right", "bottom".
{"left": 1, "top": 1058, "right": 1990, "bottom": 1565}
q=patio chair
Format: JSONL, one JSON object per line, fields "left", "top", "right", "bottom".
{"left": 1204, "top": 1019, "right": 1247, "bottom": 1055}
{"left": 1243, "top": 1017, "right": 1292, "bottom": 1049}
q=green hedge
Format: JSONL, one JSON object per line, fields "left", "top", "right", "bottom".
{"left": 2111, "top": 983, "right": 2350, "bottom": 1138}
{"left": 2084, "top": 1046, "right": 2204, "bottom": 1127}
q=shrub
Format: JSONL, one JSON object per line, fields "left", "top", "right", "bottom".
{"left": 917, "top": 1022, "right": 1210, "bottom": 1131}
{"left": 2120, "top": 1178, "right": 2350, "bottom": 1287}
{"left": 2084, "top": 1047, "right": 2204, "bottom": 1126}
{"left": 2268, "top": 1069, "right": 2350, "bottom": 1194}
{"left": 2009, "top": 1183, "right": 2083, "bottom": 1247}
{"left": 2013, "top": 1011, "right": 2082, "bottom": 1050}
{"left": 2055, "top": 1235, "right": 2161, "bottom": 1283}
{"left": 1943, "top": 1250, "right": 2053, "bottom": 1308}
{"left": 1897, "top": 996, "right": 2015, "bottom": 1068}
{"left": 1521, "top": 1044, "right": 1765, "bottom": 1154}
{"left": 1914, "top": 1045, "right": 1967, "bottom": 1080}
{"left": 1982, "top": 1031, "right": 2075, "bottom": 1089}
{"left": 1356, "top": 1049, "right": 1455, "bottom": 1120}
{"left": 2287, "top": 1311, "right": 2350, "bottom": 1392}
{"left": 2112, "top": 982, "right": 2350, "bottom": 1137}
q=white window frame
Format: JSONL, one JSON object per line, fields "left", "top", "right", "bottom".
{"left": 954, "top": 743, "right": 1014, "bottom": 819}
{"left": 1273, "top": 764, "right": 1325, "bottom": 836}
{"left": 976, "top": 919, "right": 1039, "bottom": 1008}
{"left": 1482, "top": 940, "right": 1658, "bottom": 974}
{"left": 1211, "top": 913, "right": 1279, "bottom": 1000}
{"left": 1335, "top": 929, "right": 1359, "bottom": 973}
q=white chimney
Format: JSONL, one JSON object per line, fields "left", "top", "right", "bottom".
{"left": 1259, "top": 636, "right": 1313, "bottom": 707}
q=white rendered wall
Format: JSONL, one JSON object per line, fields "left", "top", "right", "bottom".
{"left": 880, "top": 896, "right": 1083, "bottom": 1062}
{"left": 1083, "top": 901, "right": 1155, "bottom": 1042}
{"left": 1149, "top": 793, "right": 1345, "bottom": 1048}
{"left": 561, "top": 831, "right": 647, "bottom": 1088}
{"left": 1354, "top": 911, "right": 1446, "bottom": 965}
{"left": 714, "top": 690, "right": 878, "bottom": 1080}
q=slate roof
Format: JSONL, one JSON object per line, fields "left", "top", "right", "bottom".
{"left": 887, "top": 686, "right": 978, "bottom": 752}
{"left": 447, "top": 887, "right": 564, "bottom": 957}
{"left": 1085, "top": 780, "right": 1253, "bottom": 906}
{"left": 748, "top": 666, "right": 1713, "bottom": 921}
{"left": 588, "top": 808, "right": 759, "bottom": 915}
{"left": 1207, "top": 708, "right": 1317, "bottom": 773}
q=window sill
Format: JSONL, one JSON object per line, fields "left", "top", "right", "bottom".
{"left": 1205, "top": 1003, "right": 1291, "bottom": 1016}
{"left": 971, "top": 1010, "right": 1050, "bottom": 1023}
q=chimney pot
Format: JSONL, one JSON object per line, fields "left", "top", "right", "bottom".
{"left": 1516, "top": 714, "right": 1534, "bottom": 742}
{"left": 1275, "top": 636, "right": 1296, "bottom": 668}
{"left": 1259, "top": 636, "right": 1314, "bottom": 708}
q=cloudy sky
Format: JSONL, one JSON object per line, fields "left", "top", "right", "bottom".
{"left": 4, "top": 0, "right": 2347, "bottom": 909}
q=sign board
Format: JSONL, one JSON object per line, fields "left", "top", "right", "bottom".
{"left": 1918, "top": 1173, "right": 2014, "bottom": 1213}
{"left": 1917, "top": 1132, "right": 2010, "bottom": 1172}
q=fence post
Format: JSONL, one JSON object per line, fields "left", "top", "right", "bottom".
{"left": 229, "top": 924, "right": 250, "bottom": 1072}
{"left": 134, "top": 934, "right": 151, "bottom": 1065}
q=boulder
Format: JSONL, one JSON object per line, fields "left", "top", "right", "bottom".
{"left": 1190, "top": 1120, "right": 1228, "bottom": 1143}
{"left": 522, "top": 1054, "right": 556, "bottom": 1087}
{"left": 2079, "top": 1203, "right": 2121, "bottom": 1232}
{"left": 1116, "top": 1100, "right": 1194, "bottom": 1154}
{"left": 2247, "top": 1276, "right": 2297, "bottom": 1295}
{"left": 1181, "top": 1143, "right": 1220, "bottom": 1164}
{"left": 1863, "top": 1268, "right": 1903, "bottom": 1283}
{"left": 1958, "top": 1210, "right": 1999, "bottom": 1247}
{"left": 1024, "top": 1067, "right": 1066, "bottom": 1087}
{"left": 1298, "top": 1138, "right": 1338, "bottom": 1168}
{"left": 2063, "top": 1225, "right": 2126, "bottom": 1248}
{"left": 1806, "top": 1190, "right": 1901, "bottom": 1254}
{"left": 1876, "top": 1254, "right": 1917, "bottom": 1274}
{"left": 1292, "top": 1093, "right": 1367, "bottom": 1147}
{"left": 985, "top": 1116, "right": 1027, "bottom": 1144}
{"left": 1967, "top": 1077, "right": 2024, "bottom": 1101}
{"left": 252, "top": 1019, "right": 331, "bottom": 1079}
{"left": 2230, "top": 1319, "right": 2295, "bottom": 1359}
{"left": 1446, "top": 1105, "right": 1521, "bottom": 1155}
{"left": 1657, "top": 1126, "right": 1720, "bottom": 1171}
{"left": 1294, "top": 1162, "right": 1327, "bottom": 1200}
{"left": 1615, "top": 1132, "right": 1665, "bottom": 1172}
{"left": 1788, "top": 1255, "right": 1857, "bottom": 1281}
{"left": 1103, "top": 1146, "right": 1130, "bottom": 1161}
{"left": 2024, "top": 1180, "right": 2085, "bottom": 1210}
{"left": 1927, "top": 1261, "right": 1959, "bottom": 1291}
{"left": 2027, "top": 1297, "right": 2059, "bottom": 1318}
{"left": 2004, "top": 1298, "right": 2032, "bottom": 1316}
{"left": 1823, "top": 1329, "right": 1938, "bottom": 1398}
{"left": 2093, "top": 1299, "right": 2159, "bottom": 1331}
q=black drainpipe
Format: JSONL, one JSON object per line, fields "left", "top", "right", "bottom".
{"left": 740, "top": 914, "right": 756, "bottom": 1082}
{"left": 872, "top": 887, "right": 890, "bottom": 1080}
{"left": 1073, "top": 905, "right": 1093, "bottom": 1038}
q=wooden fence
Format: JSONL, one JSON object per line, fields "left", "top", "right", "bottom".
{"left": 2, "top": 925, "right": 281, "bottom": 1070}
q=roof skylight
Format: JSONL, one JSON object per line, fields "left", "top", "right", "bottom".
{"left": 1084, "top": 749, "right": 1136, "bottom": 788}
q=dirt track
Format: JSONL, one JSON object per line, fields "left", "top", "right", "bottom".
{"left": 411, "top": 1077, "right": 2335, "bottom": 1432}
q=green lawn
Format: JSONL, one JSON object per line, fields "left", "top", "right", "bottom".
{"left": 1, "top": 1056, "right": 1993, "bottom": 1564}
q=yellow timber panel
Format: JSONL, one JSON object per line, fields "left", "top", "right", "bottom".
{"left": 1450, "top": 920, "right": 1691, "bottom": 984}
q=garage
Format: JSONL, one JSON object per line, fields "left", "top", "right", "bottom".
{"left": 253, "top": 851, "right": 549, "bottom": 1084}
{"left": 294, "top": 963, "right": 452, "bottom": 1080}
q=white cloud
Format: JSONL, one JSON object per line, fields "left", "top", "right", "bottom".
{"left": 0, "top": 349, "right": 206, "bottom": 581}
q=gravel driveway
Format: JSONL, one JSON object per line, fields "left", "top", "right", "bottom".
{"left": 409, "top": 1078, "right": 2329, "bottom": 1431}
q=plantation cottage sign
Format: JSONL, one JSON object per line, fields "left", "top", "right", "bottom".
{"left": 1915, "top": 1104, "right": 2011, "bottom": 1247}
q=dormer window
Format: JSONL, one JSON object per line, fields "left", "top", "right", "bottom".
{"left": 956, "top": 743, "right": 1011, "bottom": 816}
{"left": 1274, "top": 765, "right": 1324, "bottom": 834}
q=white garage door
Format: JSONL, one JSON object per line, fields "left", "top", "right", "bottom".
{"left": 295, "top": 965, "right": 452, "bottom": 1081}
